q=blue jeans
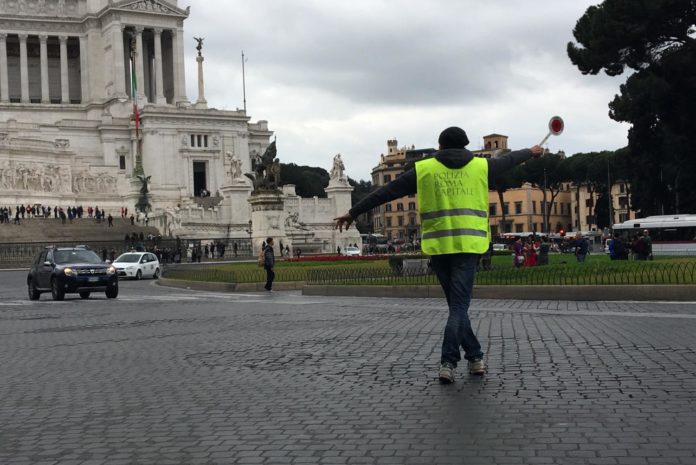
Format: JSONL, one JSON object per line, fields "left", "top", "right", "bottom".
{"left": 430, "top": 253, "right": 483, "bottom": 367}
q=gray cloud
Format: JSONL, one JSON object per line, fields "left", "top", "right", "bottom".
{"left": 180, "top": 0, "right": 629, "bottom": 180}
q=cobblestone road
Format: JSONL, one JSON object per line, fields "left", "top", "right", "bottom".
{"left": 1, "top": 270, "right": 696, "bottom": 464}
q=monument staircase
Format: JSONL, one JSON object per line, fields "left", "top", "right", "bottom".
{"left": 0, "top": 217, "right": 160, "bottom": 244}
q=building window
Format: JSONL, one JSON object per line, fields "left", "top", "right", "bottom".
{"left": 554, "top": 203, "right": 558, "bottom": 214}
{"left": 619, "top": 213, "right": 629, "bottom": 222}
{"left": 502, "top": 203, "right": 509, "bottom": 215}
{"left": 409, "top": 216, "right": 416, "bottom": 226}
{"left": 620, "top": 183, "right": 625, "bottom": 193}
{"left": 190, "top": 134, "right": 211, "bottom": 148}
{"left": 119, "top": 155, "right": 126, "bottom": 170}
{"left": 408, "top": 194, "right": 416, "bottom": 198}
{"left": 619, "top": 196, "right": 628, "bottom": 208}
{"left": 515, "top": 223, "right": 524, "bottom": 233}
{"left": 491, "top": 225, "right": 499, "bottom": 236}
{"left": 489, "top": 204, "right": 497, "bottom": 216}
{"left": 514, "top": 202, "right": 522, "bottom": 215}
{"left": 398, "top": 216, "right": 404, "bottom": 226}
{"left": 586, "top": 215, "right": 594, "bottom": 225}
{"left": 385, "top": 204, "right": 392, "bottom": 212}
{"left": 532, "top": 201, "right": 537, "bottom": 214}
{"left": 397, "top": 203, "right": 404, "bottom": 211}
{"left": 408, "top": 202, "right": 416, "bottom": 210}
{"left": 586, "top": 198, "right": 593, "bottom": 208}
{"left": 386, "top": 217, "right": 392, "bottom": 227}
{"left": 384, "top": 174, "right": 391, "bottom": 183}
{"left": 586, "top": 185, "right": 592, "bottom": 193}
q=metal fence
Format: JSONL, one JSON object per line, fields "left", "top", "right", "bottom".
{"left": 304, "top": 261, "right": 696, "bottom": 286}
{"left": 162, "top": 263, "right": 311, "bottom": 284}
{"left": 0, "top": 237, "right": 255, "bottom": 268}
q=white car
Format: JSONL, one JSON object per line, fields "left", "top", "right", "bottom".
{"left": 344, "top": 246, "right": 361, "bottom": 257}
{"left": 113, "top": 252, "right": 161, "bottom": 280}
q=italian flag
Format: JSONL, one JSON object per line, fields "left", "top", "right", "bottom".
{"left": 131, "top": 55, "right": 140, "bottom": 135}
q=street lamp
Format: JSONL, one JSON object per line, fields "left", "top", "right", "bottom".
{"left": 246, "top": 220, "right": 252, "bottom": 255}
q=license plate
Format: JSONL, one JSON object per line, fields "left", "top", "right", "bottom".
{"left": 88, "top": 277, "right": 99, "bottom": 282}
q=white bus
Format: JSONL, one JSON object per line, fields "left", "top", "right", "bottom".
{"left": 613, "top": 215, "right": 696, "bottom": 256}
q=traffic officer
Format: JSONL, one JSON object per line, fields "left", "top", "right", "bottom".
{"left": 335, "top": 126, "right": 542, "bottom": 383}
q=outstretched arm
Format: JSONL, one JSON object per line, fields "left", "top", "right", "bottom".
{"left": 487, "top": 145, "right": 543, "bottom": 182}
{"left": 335, "top": 169, "right": 417, "bottom": 231}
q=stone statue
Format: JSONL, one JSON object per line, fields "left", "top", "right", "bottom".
{"left": 136, "top": 174, "right": 152, "bottom": 213}
{"left": 245, "top": 141, "right": 281, "bottom": 192}
{"left": 330, "top": 153, "right": 345, "bottom": 180}
{"left": 194, "top": 37, "right": 204, "bottom": 56}
{"left": 227, "top": 151, "right": 243, "bottom": 180}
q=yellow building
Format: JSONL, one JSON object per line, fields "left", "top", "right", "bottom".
{"left": 570, "top": 180, "right": 635, "bottom": 232}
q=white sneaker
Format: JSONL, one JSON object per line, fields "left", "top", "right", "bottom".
{"left": 438, "top": 362, "right": 455, "bottom": 384}
{"left": 468, "top": 359, "right": 486, "bottom": 375}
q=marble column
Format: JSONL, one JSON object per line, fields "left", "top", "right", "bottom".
{"left": 113, "top": 25, "right": 126, "bottom": 98}
{"left": 134, "top": 27, "right": 146, "bottom": 103}
{"left": 153, "top": 28, "right": 166, "bottom": 104}
{"left": 0, "top": 34, "right": 8, "bottom": 103}
{"left": 19, "top": 34, "right": 29, "bottom": 103}
{"left": 195, "top": 54, "right": 207, "bottom": 109}
{"left": 172, "top": 27, "right": 187, "bottom": 104}
{"left": 59, "top": 35, "right": 69, "bottom": 103}
{"left": 79, "top": 35, "right": 89, "bottom": 103}
{"left": 39, "top": 35, "right": 49, "bottom": 103}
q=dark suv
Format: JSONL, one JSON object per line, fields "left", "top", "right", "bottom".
{"left": 27, "top": 246, "right": 119, "bottom": 301}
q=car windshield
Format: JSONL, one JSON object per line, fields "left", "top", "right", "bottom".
{"left": 53, "top": 250, "right": 103, "bottom": 264}
{"left": 114, "top": 254, "right": 141, "bottom": 263}
{"left": 346, "top": 247, "right": 358, "bottom": 251}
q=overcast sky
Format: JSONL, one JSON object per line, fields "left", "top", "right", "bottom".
{"left": 181, "top": 0, "right": 629, "bottom": 181}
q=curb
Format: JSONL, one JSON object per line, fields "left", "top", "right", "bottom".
{"left": 156, "top": 277, "right": 696, "bottom": 301}
{"left": 157, "top": 277, "right": 305, "bottom": 292}
{"left": 302, "top": 284, "right": 696, "bottom": 301}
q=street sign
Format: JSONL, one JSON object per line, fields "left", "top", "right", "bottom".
{"left": 539, "top": 116, "right": 564, "bottom": 146}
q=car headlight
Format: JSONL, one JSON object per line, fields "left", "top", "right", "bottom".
{"left": 63, "top": 267, "right": 74, "bottom": 276}
{"left": 107, "top": 266, "right": 116, "bottom": 275}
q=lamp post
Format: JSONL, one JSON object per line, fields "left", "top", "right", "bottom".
{"left": 246, "top": 220, "right": 252, "bottom": 256}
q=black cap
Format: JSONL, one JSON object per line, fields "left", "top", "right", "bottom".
{"left": 438, "top": 127, "right": 469, "bottom": 149}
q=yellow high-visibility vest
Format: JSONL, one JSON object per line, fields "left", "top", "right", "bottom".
{"left": 416, "top": 156, "right": 490, "bottom": 255}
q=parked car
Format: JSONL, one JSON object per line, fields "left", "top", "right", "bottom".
{"left": 113, "top": 252, "right": 161, "bottom": 279}
{"left": 27, "top": 246, "right": 118, "bottom": 301}
{"left": 344, "top": 246, "right": 361, "bottom": 257}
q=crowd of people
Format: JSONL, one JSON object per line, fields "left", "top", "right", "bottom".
{"left": 607, "top": 229, "right": 652, "bottom": 261}
{"left": 0, "top": 204, "right": 138, "bottom": 226}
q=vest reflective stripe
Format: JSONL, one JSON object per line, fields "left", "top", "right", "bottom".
{"left": 422, "top": 228, "right": 488, "bottom": 240}
{"left": 420, "top": 207, "right": 488, "bottom": 221}
{"left": 416, "top": 157, "right": 490, "bottom": 255}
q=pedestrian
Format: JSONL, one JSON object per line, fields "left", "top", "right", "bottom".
{"left": 538, "top": 236, "right": 550, "bottom": 265}
{"left": 639, "top": 229, "right": 652, "bottom": 260}
{"left": 107, "top": 214, "right": 113, "bottom": 227}
{"left": 574, "top": 232, "right": 589, "bottom": 262}
{"left": 337, "top": 245, "right": 341, "bottom": 256}
{"left": 263, "top": 237, "right": 275, "bottom": 291}
{"left": 335, "top": 126, "right": 543, "bottom": 382}
{"left": 130, "top": 214, "right": 135, "bottom": 226}
{"left": 285, "top": 245, "right": 290, "bottom": 257}
{"left": 233, "top": 242, "right": 238, "bottom": 258}
{"left": 512, "top": 237, "right": 525, "bottom": 268}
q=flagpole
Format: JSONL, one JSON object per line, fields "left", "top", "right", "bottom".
{"left": 242, "top": 51, "right": 247, "bottom": 114}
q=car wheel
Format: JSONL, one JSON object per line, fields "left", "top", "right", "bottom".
{"left": 105, "top": 283, "right": 119, "bottom": 299}
{"left": 79, "top": 292, "right": 91, "bottom": 299}
{"left": 135, "top": 269, "right": 142, "bottom": 280}
{"left": 51, "top": 278, "right": 65, "bottom": 301}
{"left": 153, "top": 268, "right": 160, "bottom": 279}
{"left": 28, "top": 279, "right": 40, "bottom": 301}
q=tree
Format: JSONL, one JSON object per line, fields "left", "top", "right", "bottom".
{"left": 568, "top": 0, "right": 696, "bottom": 215}
{"left": 348, "top": 177, "right": 373, "bottom": 234}
{"left": 489, "top": 158, "right": 524, "bottom": 234}
{"left": 280, "top": 163, "right": 330, "bottom": 198}
{"left": 520, "top": 152, "right": 569, "bottom": 233}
